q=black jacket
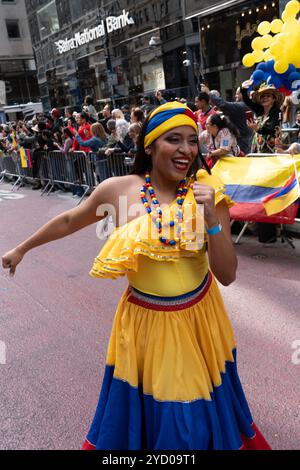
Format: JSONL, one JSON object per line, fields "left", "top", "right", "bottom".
{"left": 240, "top": 87, "right": 281, "bottom": 138}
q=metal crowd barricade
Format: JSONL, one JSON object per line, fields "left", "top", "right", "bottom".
{"left": 0, "top": 154, "right": 4, "bottom": 173}
{"left": 0, "top": 152, "right": 23, "bottom": 190}
{"left": 18, "top": 150, "right": 49, "bottom": 191}
{"left": 230, "top": 153, "right": 300, "bottom": 244}
{"left": 46, "top": 151, "right": 94, "bottom": 204}
{"left": 107, "top": 152, "right": 135, "bottom": 177}
{"left": 280, "top": 128, "right": 299, "bottom": 145}
{"left": 90, "top": 150, "right": 108, "bottom": 185}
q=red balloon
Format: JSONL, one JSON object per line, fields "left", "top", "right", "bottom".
{"left": 278, "top": 86, "right": 292, "bottom": 96}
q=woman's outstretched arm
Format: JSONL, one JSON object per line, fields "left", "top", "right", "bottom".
{"left": 2, "top": 178, "right": 117, "bottom": 276}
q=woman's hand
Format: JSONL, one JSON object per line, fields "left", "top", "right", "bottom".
{"left": 247, "top": 119, "right": 258, "bottom": 132}
{"left": 242, "top": 79, "right": 253, "bottom": 89}
{"left": 2, "top": 247, "right": 25, "bottom": 277}
{"left": 200, "top": 84, "right": 210, "bottom": 94}
{"left": 288, "top": 142, "right": 300, "bottom": 155}
{"left": 191, "top": 183, "right": 218, "bottom": 227}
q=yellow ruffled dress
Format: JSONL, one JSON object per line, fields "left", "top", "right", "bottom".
{"left": 83, "top": 170, "right": 271, "bottom": 451}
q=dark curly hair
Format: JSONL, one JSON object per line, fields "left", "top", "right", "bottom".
{"left": 207, "top": 114, "right": 240, "bottom": 139}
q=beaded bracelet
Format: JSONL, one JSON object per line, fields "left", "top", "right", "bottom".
{"left": 206, "top": 223, "right": 222, "bottom": 236}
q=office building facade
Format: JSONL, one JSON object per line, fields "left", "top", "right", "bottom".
{"left": 25, "top": 0, "right": 280, "bottom": 110}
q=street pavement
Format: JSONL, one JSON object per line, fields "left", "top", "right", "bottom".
{"left": 0, "top": 183, "right": 299, "bottom": 450}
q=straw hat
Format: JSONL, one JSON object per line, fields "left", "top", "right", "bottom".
{"left": 252, "top": 84, "right": 284, "bottom": 107}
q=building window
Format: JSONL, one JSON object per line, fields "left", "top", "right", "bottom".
{"left": 70, "top": 0, "right": 97, "bottom": 21}
{"left": 6, "top": 20, "right": 21, "bottom": 39}
{"left": 37, "top": 0, "right": 60, "bottom": 39}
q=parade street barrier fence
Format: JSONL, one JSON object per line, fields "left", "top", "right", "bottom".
{"left": 0, "top": 151, "right": 24, "bottom": 190}
{"left": 0, "top": 150, "right": 135, "bottom": 205}
{"left": 1, "top": 151, "right": 298, "bottom": 231}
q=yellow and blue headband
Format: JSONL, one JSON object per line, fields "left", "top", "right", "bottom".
{"left": 144, "top": 102, "right": 198, "bottom": 148}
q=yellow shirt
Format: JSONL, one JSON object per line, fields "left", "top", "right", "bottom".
{"left": 90, "top": 170, "right": 233, "bottom": 297}
{"left": 127, "top": 249, "right": 208, "bottom": 296}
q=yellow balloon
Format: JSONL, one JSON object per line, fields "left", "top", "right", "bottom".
{"left": 274, "top": 60, "right": 289, "bottom": 74}
{"left": 270, "top": 19, "right": 283, "bottom": 34}
{"left": 257, "top": 21, "right": 271, "bottom": 36}
{"left": 276, "top": 33, "right": 288, "bottom": 44}
{"left": 242, "top": 53, "right": 255, "bottom": 68}
{"left": 282, "top": 9, "right": 296, "bottom": 21}
{"left": 285, "top": 0, "right": 300, "bottom": 16}
{"left": 251, "top": 37, "right": 263, "bottom": 51}
{"left": 260, "top": 34, "right": 273, "bottom": 49}
{"left": 252, "top": 50, "right": 265, "bottom": 63}
{"left": 263, "top": 49, "right": 273, "bottom": 62}
{"left": 288, "top": 50, "right": 300, "bottom": 66}
{"left": 282, "top": 18, "right": 300, "bottom": 33}
{"left": 269, "top": 42, "right": 282, "bottom": 58}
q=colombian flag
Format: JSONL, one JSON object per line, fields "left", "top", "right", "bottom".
{"left": 20, "top": 147, "right": 32, "bottom": 169}
{"left": 212, "top": 155, "right": 300, "bottom": 222}
{"left": 11, "top": 131, "right": 18, "bottom": 150}
{"left": 262, "top": 171, "right": 299, "bottom": 216}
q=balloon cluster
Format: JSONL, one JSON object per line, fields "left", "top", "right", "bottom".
{"left": 242, "top": 0, "right": 300, "bottom": 99}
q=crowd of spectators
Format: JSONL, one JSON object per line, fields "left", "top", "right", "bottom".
{"left": 1, "top": 85, "right": 299, "bottom": 198}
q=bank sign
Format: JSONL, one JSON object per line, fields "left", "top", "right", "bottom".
{"left": 55, "top": 10, "right": 134, "bottom": 55}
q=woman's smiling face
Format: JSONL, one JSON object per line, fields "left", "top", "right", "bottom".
{"left": 148, "top": 126, "right": 198, "bottom": 181}
{"left": 260, "top": 92, "right": 275, "bottom": 108}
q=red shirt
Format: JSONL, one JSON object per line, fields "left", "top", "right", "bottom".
{"left": 72, "top": 123, "right": 92, "bottom": 152}
{"left": 195, "top": 106, "right": 216, "bottom": 131}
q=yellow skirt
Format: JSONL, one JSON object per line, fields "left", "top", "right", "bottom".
{"left": 83, "top": 273, "right": 270, "bottom": 450}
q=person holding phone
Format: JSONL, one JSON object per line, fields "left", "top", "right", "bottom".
{"left": 155, "top": 90, "right": 167, "bottom": 105}
{"left": 200, "top": 84, "right": 253, "bottom": 155}
{"left": 245, "top": 110, "right": 254, "bottom": 122}
{"left": 241, "top": 80, "right": 284, "bottom": 154}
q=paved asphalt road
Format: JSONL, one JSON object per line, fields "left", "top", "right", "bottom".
{"left": 0, "top": 183, "right": 299, "bottom": 450}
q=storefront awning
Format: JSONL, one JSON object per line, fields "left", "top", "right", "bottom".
{"left": 185, "top": 0, "right": 247, "bottom": 20}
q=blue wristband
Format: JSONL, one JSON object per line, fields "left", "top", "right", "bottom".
{"left": 206, "top": 223, "right": 222, "bottom": 236}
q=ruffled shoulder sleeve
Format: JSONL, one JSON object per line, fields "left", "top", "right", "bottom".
{"left": 90, "top": 208, "right": 205, "bottom": 280}
{"left": 196, "top": 169, "right": 234, "bottom": 208}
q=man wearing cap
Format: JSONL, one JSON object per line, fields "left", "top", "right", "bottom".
{"left": 49, "top": 108, "right": 64, "bottom": 134}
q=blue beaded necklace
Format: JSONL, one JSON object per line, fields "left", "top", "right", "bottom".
{"left": 140, "top": 172, "right": 188, "bottom": 246}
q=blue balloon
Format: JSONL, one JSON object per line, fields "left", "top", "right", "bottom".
{"left": 266, "top": 60, "right": 275, "bottom": 74}
{"left": 282, "top": 78, "right": 291, "bottom": 91}
{"left": 287, "top": 64, "right": 296, "bottom": 75}
{"left": 257, "top": 62, "right": 267, "bottom": 72}
{"left": 253, "top": 70, "right": 265, "bottom": 82}
{"left": 267, "top": 74, "right": 282, "bottom": 88}
{"left": 288, "top": 72, "right": 300, "bottom": 83}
